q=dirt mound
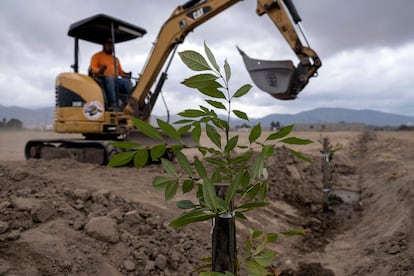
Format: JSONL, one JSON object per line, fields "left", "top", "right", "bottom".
{"left": 0, "top": 130, "right": 413, "bottom": 275}
{"left": 0, "top": 161, "right": 209, "bottom": 275}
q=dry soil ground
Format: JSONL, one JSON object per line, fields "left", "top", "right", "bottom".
{"left": 0, "top": 130, "right": 413, "bottom": 276}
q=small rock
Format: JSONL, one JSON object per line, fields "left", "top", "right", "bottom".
{"left": 155, "top": 254, "right": 167, "bottom": 270}
{"left": 124, "top": 210, "right": 143, "bottom": 225}
{"left": 85, "top": 216, "right": 119, "bottom": 243}
{"left": 31, "top": 200, "right": 55, "bottom": 223}
{"left": 145, "top": 260, "right": 155, "bottom": 272}
{"left": 108, "top": 208, "right": 124, "bottom": 223}
{"left": 6, "top": 229, "right": 20, "bottom": 241}
{"left": 0, "top": 221, "right": 9, "bottom": 234}
{"left": 387, "top": 244, "right": 401, "bottom": 255}
{"left": 0, "top": 201, "right": 11, "bottom": 210}
{"left": 72, "top": 200, "right": 85, "bottom": 210}
{"left": 133, "top": 251, "right": 148, "bottom": 261}
{"left": 286, "top": 165, "right": 301, "bottom": 180}
{"left": 10, "top": 168, "right": 29, "bottom": 181}
{"left": 73, "top": 188, "right": 91, "bottom": 201}
{"left": 146, "top": 215, "right": 163, "bottom": 227}
{"left": 123, "top": 260, "right": 136, "bottom": 272}
{"left": 92, "top": 190, "right": 110, "bottom": 206}
{"left": 11, "top": 197, "right": 39, "bottom": 211}
{"left": 170, "top": 251, "right": 181, "bottom": 263}
{"left": 72, "top": 220, "right": 86, "bottom": 230}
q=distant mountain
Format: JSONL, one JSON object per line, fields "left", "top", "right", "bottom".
{"left": 1, "top": 105, "right": 413, "bottom": 129}
{"left": 0, "top": 105, "right": 54, "bottom": 128}
{"left": 257, "top": 107, "right": 414, "bottom": 127}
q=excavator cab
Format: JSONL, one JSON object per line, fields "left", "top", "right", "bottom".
{"left": 66, "top": 14, "right": 147, "bottom": 109}
{"left": 68, "top": 14, "right": 147, "bottom": 74}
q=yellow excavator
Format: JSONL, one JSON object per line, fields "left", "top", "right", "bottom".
{"left": 25, "top": 0, "right": 321, "bottom": 164}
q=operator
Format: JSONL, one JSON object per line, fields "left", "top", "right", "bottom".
{"left": 89, "top": 38, "right": 132, "bottom": 109}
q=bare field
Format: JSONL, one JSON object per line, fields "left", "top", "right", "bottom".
{"left": 0, "top": 130, "right": 413, "bottom": 275}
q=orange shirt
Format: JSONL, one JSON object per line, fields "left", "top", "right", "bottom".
{"left": 90, "top": 51, "right": 125, "bottom": 77}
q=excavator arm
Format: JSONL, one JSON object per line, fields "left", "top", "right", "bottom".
{"left": 126, "top": 0, "right": 321, "bottom": 120}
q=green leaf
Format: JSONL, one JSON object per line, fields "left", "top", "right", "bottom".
{"left": 202, "top": 179, "right": 218, "bottom": 210}
{"left": 259, "top": 181, "right": 268, "bottom": 201}
{"left": 251, "top": 230, "right": 263, "bottom": 239}
{"left": 199, "top": 105, "right": 210, "bottom": 113}
{"left": 261, "top": 145, "right": 274, "bottom": 158}
{"left": 239, "top": 170, "right": 251, "bottom": 190}
{"left": 178, "top": 50, "right": 211, "bottom": 71}
{"left": 150, "top": 144, "right": 166, "bottom": 160}
{"left": 133, "top": 148, "right": 149, "bottom": 168}
{"left": 265, "top": 233, "right": 278, "bottom": 243}
{"left": 157, "top": 119, "right": 180, "bottom": 140}
{"left": 178, "top": 109, "right": 205, "bottom": 118}
{"left": 233, "top": 110, "right": 249, "bottom": 121}
{"left": 131, "top": 117, "right": 164, "bottom": 141}
{"left": 253, "top": 249, "right": 275, "bottom": 267}
{"left": 175, "top": 151, "right": 193, "bottom": 177}
{"left": 176, "top": 200, "right": 196, "bottom": 209}
{"left": 249, "top": 123, "right": 262, "bottom": 144}
{"left": 265, "top": 124, "right": 294, "bottom": 141}
{"left": 182, "top": 179, "right": 195, "bottom": 193}
{"left": 204, "top": 157, "right": 227, "bottom": 166}
{"left": 174, "top": 119, "right": 194, "bottom": 124}
{"left": 280, "top": 229, "right": 306, "bottom": 236}
{"left": 230, "top": 151, "right": 253, "bottom": 165}
{"left": 153, "top": 176, "right": 173, "bottom": 189}
{"left": 233, "top": 84, "right": 252, "bottom": 98}
{"left": 245, "top": 260, "right": 268, "bottom": 276}
{"left": 108, "top": 151, "right": 135, "bottom": 167}
{"left": 198, "top": 86, "right": 226, "bottom": 99}
{"left": 235, "top": 211, "right": 248, "bottom": 220}
{"left": 281, "top": 137, "right": 313, "bottom": 145}
{"left": 224, "top": 59, "right": 231, "bottom": 82}
{"left": 169, "top": 209, "right": 216, "bottom": 228}
{"left": 194, "top": 158, "right": 208, "bottom": 180}
{"left": 191, "top": 123, "right": 202, "bottom": 144}
{"left": 161, "top": 158, "right": 178, "bottom": 176}
{"left": 224, "top": 135, "right": 239, "bottom": 154}
{"left": 212, "top": 118, "right": 228, "bottom": 130}
{"left": 110, "top": 141, "right": 141, "bottom": 149}
{"left": 225, "top": 172, "right": 242, "bottom": 206}
{"left": 206, "top": 100, "right": 226, "bottom": 110}
{"left": 206, "top": 124, "right": 222, "bottom": 149}
{"left": 165, "top": 179, "right": 179, "bottom": 201}
{"left": 211, "top": 170, "right": 222, "bottom": 183}
{"left": 252, "top": 154, "right": 264, "bottom": 179}
{"left": 181, "top": 74, "right": 221, "bottom": 89}
{"left": 177, "top": 124, "right": 192, "bottom": 135}
{"left": 236, "top": 201, "right": 269, "bottom": 211}
{"left": 288, "top": 148, "right": 313, "bottom": 163}
{"left": 204, "top": 41, "right": 220, "bottom": 72}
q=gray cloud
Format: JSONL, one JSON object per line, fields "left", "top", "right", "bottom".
{"left": 1, "top": 0, "right": 413, "bottom": 117}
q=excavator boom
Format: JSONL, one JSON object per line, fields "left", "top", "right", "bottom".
{"left": 126, "top": 0, "right": 321, "bottom": 119}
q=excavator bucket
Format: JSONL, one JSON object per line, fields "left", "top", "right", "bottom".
{"left": 238, "top": 47, "right": 299, "bottom": 100}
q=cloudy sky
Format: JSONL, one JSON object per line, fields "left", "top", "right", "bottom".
{"left": 1, "top": 0, "right": 413, "bottom": 118}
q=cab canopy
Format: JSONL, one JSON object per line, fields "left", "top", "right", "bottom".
{"left": 68, "top": 14, "right": 147, "bottom": 72}
{"left": 68, "top": 14, "right": 147, "bottom": 44}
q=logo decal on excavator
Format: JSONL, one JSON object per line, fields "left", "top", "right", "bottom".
{"left": 186, "top": 6, "right": 212, "bottom": 23}
{"left": 83, "top": 101, "right": 104, "bottom": 120}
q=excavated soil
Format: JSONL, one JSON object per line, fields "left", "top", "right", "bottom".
{"left": 0, "top": 130, "right": 413, "bottom": 275}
